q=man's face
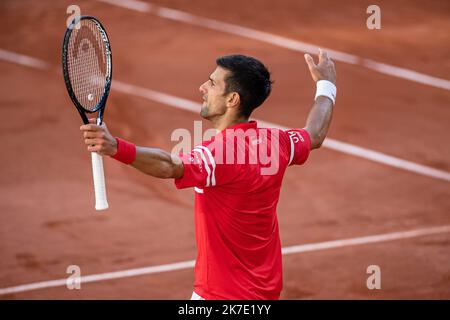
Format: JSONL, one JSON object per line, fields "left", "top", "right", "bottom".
{"left": 199, "top": 67, "right": 230, "bottom": 119}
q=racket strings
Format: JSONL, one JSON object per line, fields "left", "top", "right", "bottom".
{"left": 67, "top": 19, "right": 109, "bottom": 112}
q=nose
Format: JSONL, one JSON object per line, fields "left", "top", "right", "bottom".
{"left": 199, "top": 81, "right": 207, "bottom": 94}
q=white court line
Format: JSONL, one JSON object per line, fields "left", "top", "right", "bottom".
{"left": 0, "top": 260, "right": 195, "bottom": 296}
{"left": 1, "top": 48, "right": 449, "bottom": 182}
{"left": 281, "top": 225, "right": 450, "bottom": 254}
{"left": 0, "top": 48, "right": 49, "bottom": 70}
{"left": 1, "top": 225, "right": 449, "bottom": 296}
{"left": 98, "top": 0, "right": 450, "bottom": 91}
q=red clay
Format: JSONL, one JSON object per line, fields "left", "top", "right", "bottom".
{"left": 0, "top": 0, "right": 449, "bottom": 299}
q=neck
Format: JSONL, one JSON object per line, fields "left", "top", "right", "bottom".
{"left": 211, "top": 115, "right": 249, "bottom": 131}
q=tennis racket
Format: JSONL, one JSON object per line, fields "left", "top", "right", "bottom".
{"left": 62, "top": 16, "right": 112, "bottom": 211}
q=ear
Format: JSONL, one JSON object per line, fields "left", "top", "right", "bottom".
{"left": 226, "top": 92, "right": 240, "bottom": 109}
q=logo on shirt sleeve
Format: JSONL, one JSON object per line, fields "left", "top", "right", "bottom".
{"left": 191, "top": 151, "right": 203, "bottom": 173}
{"left": 288, "top": 130, "right": 304, "bottom": 143}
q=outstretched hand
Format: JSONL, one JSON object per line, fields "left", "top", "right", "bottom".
{"left": 304, "top": 49, "right": 336, "bottom": 84}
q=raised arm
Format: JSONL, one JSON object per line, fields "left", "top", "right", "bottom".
{"left": 303, "top": 49, "right": 337, "bottom": 150}
{"left": 80, "top": 119, "right": 184, "bottom": 179}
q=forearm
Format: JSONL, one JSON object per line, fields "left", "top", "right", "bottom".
{"left": 302, "top": 49, "right": 337, "bottom": 149}
{"left": 80, "top": 122, "right": 184, "bottom": 179}
{"left": 131, "top": 146, "right": 183, "bottom": 179}
{"left": 305, "top": 96, "right": 334, "bottom": 149}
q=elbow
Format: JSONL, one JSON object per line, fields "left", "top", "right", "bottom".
{"left": 311, "top": 139, "right": 322, "bottom": 150}
{"left": 305, "top": 127, "right": 327, "bottom": 150}
{"left": 159, "top": 162, "right": 184, "bottom": 179}
{"left": 310, "top": 133, "right": 326, "bottom": 150}
{"left": 160, "top": 164, "right": 181, "bottom": 179}
{"left": 312, "top": 141, "right": 322, "bottom": 150}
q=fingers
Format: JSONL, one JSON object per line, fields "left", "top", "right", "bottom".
{"left": 82, "top": 125, "right": 105, "bottom": 148}
{"left": 83, "top": 130, "right": 105, "bottom": 139}
{"left": 87, "top": 144, "right": 102, "bottom": 152}
{"left": 305, "top": 49, "right": 330, "bottom": 66}
{"left": 85, "top": 138, "right": 108, "bottom": 155}
{"left": 79, "top": 118, "right": 112, "bottom": 155}
{"left": 304, "top": 53, "right": 316, "bottom": 70}
{"left": 318, "top": 48, "right": 329, "bottom": 63}
{"left": 84, "top": 138, "right": 101, "bottom": 146}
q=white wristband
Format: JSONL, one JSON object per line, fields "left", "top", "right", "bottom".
{"left": 315, "top": 80, "right": 336, "bottom": 104}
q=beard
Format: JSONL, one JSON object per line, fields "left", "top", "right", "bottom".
{"left": 200, "top": 102, "right": 209, "bottom": 119}
{"left": 200, "top": 95, "right": 210, "bottom": 119}
{"left": 199, "top": 96, "right": 225, "bottom": 119}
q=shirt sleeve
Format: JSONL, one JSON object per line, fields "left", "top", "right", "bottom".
{"left": 174, "top": 144, "right": 219, "bottom": 190}
{"left": 284, "top": 128, "right": 311, "bottom": 166}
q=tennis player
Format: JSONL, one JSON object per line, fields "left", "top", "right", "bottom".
{"left": 80, "top": 49, "right": 336, "bottom": 300}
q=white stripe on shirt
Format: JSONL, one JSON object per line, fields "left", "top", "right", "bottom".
{"left": 288, "top": 134, "right": 295, "bottom": 165}
{"left": 196, "top": 146, "right": 216, "bottom": 186}
{"left": 193, "top": 148, "right": 211, "bottom": 187}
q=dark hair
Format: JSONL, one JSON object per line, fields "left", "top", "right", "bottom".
{"left": 216, "top": 54, "right": 273, "bottom": 118}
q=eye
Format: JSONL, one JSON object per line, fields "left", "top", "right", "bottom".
{"left": 209, "top": 79, "right": 215, "bottom": 87}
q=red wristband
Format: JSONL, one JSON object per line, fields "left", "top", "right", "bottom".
{"left": 111, "top": 137, "right": 136, "bottom": 165}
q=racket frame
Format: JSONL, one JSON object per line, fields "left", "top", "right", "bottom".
{"left": 62, "top": 15, "right": 112, "bottom": 125}
{"left": 62, "top": 15, "right": 113, "bottom": 211}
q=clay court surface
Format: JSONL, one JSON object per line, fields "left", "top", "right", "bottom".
{"left": 0, "top": 0, "right": 449, "bottom": 299}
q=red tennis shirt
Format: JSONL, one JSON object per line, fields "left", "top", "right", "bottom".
{"left": 175, "top": 121, "right": 311, "bottom": 299}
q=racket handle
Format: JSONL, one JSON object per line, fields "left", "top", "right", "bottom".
{"left": 91, "top": 152, "right": 109, "bottom": 211}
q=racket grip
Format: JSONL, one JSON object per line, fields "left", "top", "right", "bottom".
{"left": 91, "top": 152, "right": 109, "bottom": 211}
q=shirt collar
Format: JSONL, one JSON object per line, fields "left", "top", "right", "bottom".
{"left": 221, "top": 120, "right": 257, "bottom": 133}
